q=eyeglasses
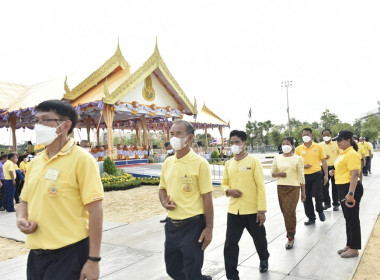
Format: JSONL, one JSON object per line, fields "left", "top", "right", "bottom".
{"left": 31, "top": 118, "right": 66, "bottom": 125}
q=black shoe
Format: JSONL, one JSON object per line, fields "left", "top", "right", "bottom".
{"left": 203, "top": 276, "right": 212, "bottom": 280}
{"left": 363, "top": 174, "right": 368, "bottom": 176}
{"left": 0, "top": 207, "right": 5, "bottom": 211}
{"left": 6, "top": 209, "right": 15, "bottom": 212}
{"left": 323, "top": 204, "right": 331, "bottom": 210}
{"left": 285, "top": 239, "right": 294, "bottom": 250}
{"left": 259, "top": 259, "right": 268, "bottom": 273}
{"left": 318, "top": 212, "right": 326, "bottom": 222}
{"left": 304, "top": 219, "right": 315, "bottom": 225}
{"left": 333, "top": 206, "right": 339, "bottom": 211}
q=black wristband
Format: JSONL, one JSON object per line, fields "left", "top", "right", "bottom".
{"left": 88, "top": 256, "right": 101, "bottom": 262}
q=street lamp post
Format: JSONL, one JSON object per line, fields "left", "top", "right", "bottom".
{"left": 281, "top": 81, "right": 292, "bottom": 136}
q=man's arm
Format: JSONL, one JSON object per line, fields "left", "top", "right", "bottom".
{"left": 80, "top": 200, "right": 103, "bottom": 280}
{"left": 199, "top": 191, "right": 213, "bottom": 250}
{"left": 16, "top": 200, "right": 38, "bottom": 234}
{"left": 159, "top": 189, "right": 176, "bottom": 210}
{"left": 321, "top": 158, "right": 328, "bottom": 185}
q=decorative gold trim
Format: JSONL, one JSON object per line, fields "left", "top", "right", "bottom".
{"left": 142, "top": 76, "right": 155, "bottom": 101}
{"left": 103, "top": 43, "right": 196, "bottom": 114}
{"left": 63, "top": 41, "right": 130, "bottom": 100}
{"left": 200, "top": 102, "right": 228, "bottom": 125}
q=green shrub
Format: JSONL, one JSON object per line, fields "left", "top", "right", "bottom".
{"left": 140, "top": 177, "right": 160, "bottom": 185}
{"left": 103, "top": 156, "right": 117, "bottom": 175}
{"left": 211, "top": 151, "right": 219, "bottom": 159}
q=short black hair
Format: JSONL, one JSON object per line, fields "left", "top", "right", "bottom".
{"left": 302, "top": 128, "right": 313, "bottom": 134}
{"left": 7, "top": 153, "right": 17, "bottom": 160}
{"left": 0, "top": 154, "right": 7, "bottom": 160}
{"left": 172, "top": 120, "right": 195, "bottom": 135}
{"left": 164, "top": 142, "right": 170, "bottom": 147}
{"left": 36, "top": 100, "right": 77, "bottom": 134}
{"left": 322, "top": 129, "right": 332, "bottom": 134}
{"left": 230, "top": 130, "right": 247, "bottom": 142}
{"left": 281, "top": 136, "right": 295, "bottom": 146}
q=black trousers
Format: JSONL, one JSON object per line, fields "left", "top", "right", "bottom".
{"left": 303, "top": 171, "right": 324, "bottom": 220}
{"left": 164, "top": 215, "right": 209, "bottom": 280}
{"left": 337, "top": 181, "right": 363, "bottom": 249}
{"left": 322, "top": 166, "right": 339, "bottom": 206}
{"left": 14, "top": 179, "right": 23, "bottom": 203}
{"left": 224, "top": 213, "right": 269, "bottom": 280}
{"left": 0, "top": 179, "right": 4, "bottom": 208}
{"left": 363, "top": 156, "right": 370, "bottom": 175}
{"left": 27, "top": 238, "right": 89, "bottom": 280}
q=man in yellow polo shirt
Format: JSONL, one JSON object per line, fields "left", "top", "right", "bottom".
{"left": 159, "top": 120, "right": 213, "bottom": 280}
{"left": 2, "top": 153, "right": 18, "bottom": 212}
{"left": 16, "top": 100, "right": 104, "bottom": 280}
{"left": 359, "top": 137, "right": 372, "bottom": 176}
{"left": 222, "top": 130, "right": 269, "bottom": 277}
{"left": 319, "top": 129, "right": 340, "bottom": 211}
{"left": 295, "top": 128, "right": 328, "bottom": 225}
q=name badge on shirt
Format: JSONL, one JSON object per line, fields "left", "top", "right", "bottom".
{"left": 181, "top": 176, "right": 193, "bottom": 184}
{"left": 239, "top": 166, "right": 247, "bottom": 172}
{"left": 45, "top": 169, "right": 59, "bottom": 181}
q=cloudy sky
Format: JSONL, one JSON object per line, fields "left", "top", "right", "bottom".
{"left": 1, "top": 0, "right": 379, "bottom": 143}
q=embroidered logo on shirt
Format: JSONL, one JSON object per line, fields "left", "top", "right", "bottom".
{"left": 47, "top": 185, "right": 59, "bottom": 196}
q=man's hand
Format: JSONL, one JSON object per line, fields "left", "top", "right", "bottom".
{"left": 256, "top": 212, "right": 266, "bottom": 226}
{"left": 304, "top": 164, "right": 312, "bottom": 169}
{"left": 12, "top": 180, "right": 16, "bottom": 186}
{"left": 198, "top": 227, "right": 212, "bottom": 250}
{"left": 80, "top": 260, "right": 100, "bottom": 280}
{"left": 325, "top": 155, "right": 330, "bottom": 160}
{"left": 277, "top": 172, "right": 287, "bottom": 178}
{"left": 323, "top": 175, "right": 328, "bottom": 185}
{"left": 161, "top": 195, "right": 176, "bottom": 210}
{"left": 227, "top": 189, "right": 242, "bottom": 198}
{"left": 329, "top": 170, "right": 335, "bottom": 177}
{"left": 17, "top": 218, "right": 38, "bottom": 234}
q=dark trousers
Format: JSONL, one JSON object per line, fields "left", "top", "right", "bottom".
{"left": 322, "top": 166, "right": 339, "bottom": 206}
{"left": 14, "top": 179, "right": 23, "bottom": 203}
{"left": 164, "top": 215, "right": 208, "bottom": 280}
{"left": 367, "top": 156, "right": 372, "bottom": 173}
{"left": 3, "top": 180, "right": 15, "bottom": 211}
{"left": 363, "top": 156, "right": 370, "bottom": 175}
{"left": 0, "top": 179, "right": 4, "bottom": 208}
{"left": 27, "top": 238, "right": 89, "bottom": 280}
{"left": 224, "top": 213, "right": 269, "bottom": 280}
{"left": 303, "top": 172, "right": 324, "bottom": 220}
{"left": 337, "top": 182, "right": 363, "bottom": 249}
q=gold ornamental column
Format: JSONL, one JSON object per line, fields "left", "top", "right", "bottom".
{"left": 103, "top": 104, "right": 115, "bottom": 159}
{"left": 204, "top": 127, "right": 208, "bottom": 153}
{"left": 140, "top": 115, "right": 148, "bottom": 146}
{"left": 86, "top": 117, "right": 92, "bottom": 142}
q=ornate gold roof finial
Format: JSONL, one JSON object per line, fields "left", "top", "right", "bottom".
{"left": 193, "top": 97, "right": 198, "bottom": 114}
{"left": 64, "top": 76, "right": 72, "bottom": 95}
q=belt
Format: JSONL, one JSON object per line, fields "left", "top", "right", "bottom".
{"left": 31, "top": 238, "right": 88, "bottom": 256}
{"left": 169, "top": 215, "right": 201, "bottom": 228}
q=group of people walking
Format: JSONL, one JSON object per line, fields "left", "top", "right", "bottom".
{"left": 8, "top": 99, "right": 369, "bottom": 280}
{"left": 159, "top": 123, "right": 368, "bottom": 279}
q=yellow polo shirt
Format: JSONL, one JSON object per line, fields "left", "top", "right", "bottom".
{"left": 159, "top": 148, "right": 213, "bottom": 220}
{"left": 271, "top": 154, "right": 305, "bottom": 186}
{"left": 20, "top": 161, "right": 29, "bottom": 172}
{"left": 222, "top": 155, "right": 267, "bottom": 214}
{"left": 3, "top": 160, "right": 15, "bottom": 180}
{"left": 20, "top": 138, "right": 104, "bottom": 250}
{"left": 319, "top": 141, "right": 340, "bottom": 167}
{"left": 356, "top": 143, "right": 364, "bottom": 159}
{"left": 334, "top": 146, "right": 361, "bottom": 184}
{"left": 295, "top": 142, "right": 326, "bottom": 174}
{"left": 361, "top": 142, "right": 372, "bottom": 157}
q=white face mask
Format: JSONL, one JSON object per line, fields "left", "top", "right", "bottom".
{"left": 170, "top": 136, "right": 189, "bottom": 151}
{"left": 34, "top": 123, "right": 64, "bottom": 146}
{"left": 302, "top": 136, "right": 312, "bottom": 143}
{"left": 323, "top": 136, "right": 331, "bottom": 142}
{"left": 166, "top": 149, "right": 174, "bottom": 154}
{"left": 231, "top": 144, "right": 244, "bottom": 154}
{"left": 281, "top": 145, "right": 292, "bottom": 154}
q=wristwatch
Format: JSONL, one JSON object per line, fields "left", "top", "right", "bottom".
{"left": 348, "top": 192, "right": 354, "bottom": 196}
{"left": 88, "top": 256, "right": 101, "bottom": 262}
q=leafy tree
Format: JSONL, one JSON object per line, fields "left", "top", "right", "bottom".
{"left": 267, "top": 127, "right": 283, "bottom": 147}
{"left": 361, "top": 115, "right": 380, "bottom": 141}
{"left": 195, "top": 133, "right": 212, "bottom": 147}
{"left": 353, "top": 118, "right": 362, "bottom": 137}
{"left": 320, "top": 109, "right": 341, "bottom": 129}
{"left": 331, "top": 123, "right": 355, "bottom": 136}
{"left": 245, "top": 121, "right": 257, "bottom": 148}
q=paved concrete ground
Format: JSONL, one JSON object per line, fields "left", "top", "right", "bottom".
{"left": 0, "top": 153, "right": 379, "bottom": 280}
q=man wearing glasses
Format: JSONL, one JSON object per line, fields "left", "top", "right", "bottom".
{"left": 16, "top": 100, "right": 104, "bottom": 280}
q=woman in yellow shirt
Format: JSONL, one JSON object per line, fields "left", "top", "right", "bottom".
{"left": 271, "top": 137, "right": 306, "bottom": 249}
{"left": 331, "top": 130, "right": 363, "bottom": 258}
